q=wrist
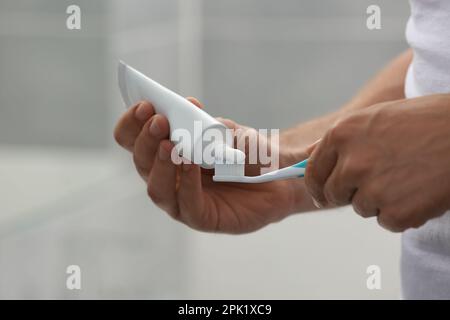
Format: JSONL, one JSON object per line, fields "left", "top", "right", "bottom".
{"left": 278, "top": 132, "right": 308, "bottom": 167}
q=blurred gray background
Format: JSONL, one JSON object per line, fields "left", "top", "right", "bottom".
{"left": 0, "top": 0, "right": 409, "bottom": 299}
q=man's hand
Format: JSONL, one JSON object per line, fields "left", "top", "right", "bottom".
{"left": 305, "top": 95, "right": 450, "bottom": 232}
{"left": 114, "top": 98, "right": 312, "bottom": 233}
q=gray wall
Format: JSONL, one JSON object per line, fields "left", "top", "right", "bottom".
{"left": 0, "top": 0, "right": 110, "bottom": 148}
{"left": 0, "top": 0, "right": 189, "bottom": 299}
{"left": 0, "top": 0, "right": 410, "bottom": 299}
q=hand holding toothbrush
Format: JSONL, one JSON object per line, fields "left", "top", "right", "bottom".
{"left": 304, "top": 95, "right": 450, "bottom": 232}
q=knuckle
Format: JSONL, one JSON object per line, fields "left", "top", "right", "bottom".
{"left": 358, "top": 182, "right": 384, "bottom": 206}
{"left": 352, "top": 196, "right": 366, "bottom": 217}
{"left": 341, "top": 154, "right": 370, "bottom": 179}
{"left": 390, "top": 214, "right": 408, "bottom": 228}
{"left": 328, "top": 122, "right": 346, "bottom": 144}
{"left": 328, "top": 116, "right": 356, "bottom": 144}
{"left": 378, "top": 211, "right": 408, "bottom": 233}
{"left": 352, "top": 202, "right": 367, "bottom": 218}
{"left": 147, "top": 184, "right": 164, "bottom": 205}
{"left": 113, "top": 126, "right": 126, "bottom": 147}
{"left": 323, "top": 180, "right": 341, "bottom": 205}
{"left": 352, "top": 197, "right": 376, "bottom": 218}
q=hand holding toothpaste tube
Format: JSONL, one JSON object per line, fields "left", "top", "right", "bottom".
{"left": 114, "top": 98, "right": 314, "bottom": 233}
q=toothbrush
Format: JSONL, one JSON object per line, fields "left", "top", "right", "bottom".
{"left": 213, "top": 159, "right": 308, "bottom": 183}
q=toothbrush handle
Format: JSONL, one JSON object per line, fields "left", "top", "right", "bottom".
{"left": 291, "top": 159, "right": 308, "bottom": 177}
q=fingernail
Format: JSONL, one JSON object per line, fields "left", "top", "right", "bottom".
{"left": 135, "top": 103, "right": 151, "bottom": 121}
{"left": 149, "top": 118, "right": 161, "bottom": 136}
{"left": 312, "top": 198, "right": 322, "bottom": 209}
{"left": 159, "top": 145, "right": 170, "bottom": 161}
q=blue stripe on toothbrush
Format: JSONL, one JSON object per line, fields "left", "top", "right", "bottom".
{"left": 292, "top": 159, "right": 308, "bottom": 168}
{"left": 292, "top": 159, "right": 308, "bottom": 177}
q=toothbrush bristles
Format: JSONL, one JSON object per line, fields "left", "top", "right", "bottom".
{"left": 214, "top": 162, "right": 245, "bottom": 178}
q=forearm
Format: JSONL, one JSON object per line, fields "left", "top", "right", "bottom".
{"left": 281, "top": 49, "right": 413, "bottom": 158}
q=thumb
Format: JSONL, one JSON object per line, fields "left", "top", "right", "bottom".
{"left": 305, "top": 138, "right": 322, "bottom": 156}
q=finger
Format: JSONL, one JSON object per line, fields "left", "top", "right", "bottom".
{"left": 186, "top": 97, "right": 203, "bottom": 109}
{"left": 114, "top": 101, "right": 155, "bottom": 152}
{"left": 305, "top": 138, "right": 322, "bottom": 157}
{"left": 304, "top": 133, "right": 338, "bottom": 207}
{"left": 133, "top": 114, "right": 170, "bottom": 179}
{"left": 147, "top": 140, "right": 180, "bottom": 218}
{"left": 377, "top": 208, "right": 408, "bottom": 233}
{"left": 176, "top": 163, "right": 207, "bottom": 231}
{"left": 323, "top": 160, "right": 357, "bottom": 206}
{"left": 377, "top": 192, "right": 444, "bottom": 232}
{"left": 351, "top": 187, "right": 379, "bottom": 218}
